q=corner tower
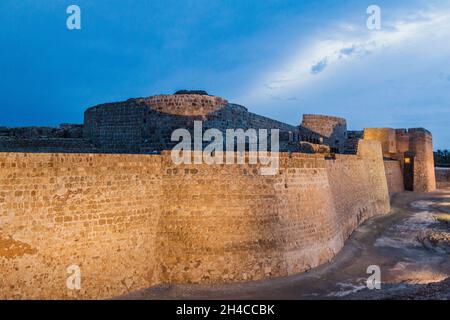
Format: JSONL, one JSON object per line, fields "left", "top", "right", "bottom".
{"left": 363, "top": 127, "right": 436, "bottom": 192}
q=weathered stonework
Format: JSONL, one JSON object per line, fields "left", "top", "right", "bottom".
{"left": 0, "top": 153, "right": 162, "bottom": 299}
{"left": 364, "top": 128, "right": 397, "bottom": 157}
{"left": 363, "top": 128, "right": 436, "bottom": 192}
{"left": 384, "top": 160, "right": 405, "bottom": 195}
{"left": 0, "top": 91, "right": 438, "bottom": 300}
{"left": 0, "top": 140, "right": 390, "bottom": 299}
{"left": 407, "top": 129, "right": 436, "bottom": 192}
{"left": 301, "top": 114, "right": 348, "bottom": 153}
{"left": 83, "top": 94, "right": 300, "bottom": 153}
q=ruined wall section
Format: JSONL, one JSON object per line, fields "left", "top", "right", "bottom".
{"left": 0, "top": 138, "right": 94, "bottom": 153}
{"left": 301, "top": 115, "right": 347, "bottom": 153}
{"left": 0, "top": 125, "right": 88, "bottom": 153}
{"left": 0, "top": 125, "right": 83, "bottom": 139}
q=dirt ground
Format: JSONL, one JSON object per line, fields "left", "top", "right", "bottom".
{"left": 120, "top": 189, "right": 450, "bottom": 300}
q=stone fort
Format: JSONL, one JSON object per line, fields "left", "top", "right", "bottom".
{"left": 0, "top": 91, "right": 437, "bottom": 299}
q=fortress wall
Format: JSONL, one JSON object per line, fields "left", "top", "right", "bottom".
{"left": 0, "top": 147, "right": 391, "bottom": 299}
{"left": 409, "top": 129, "right": 436, "bottom": 192}
{"left": 156, "top": 153, "right": 342, "bottom": 284}
{"left": 84, "top": 103, "right": 145, "bottom": 153}
{"left": 274, "top": 155, "right": 342, "bottom": 275}
{"left": 395, "top": 129, "right": 410, "bottom": 154}
{"left": 325, "top": 140, "right": 391, "bottom": 240}
{"left": 156, "top": 143, "right": 390, "bottom": 285}
{"left": 0, "top": 153, "right": 162, "bottom": 299}
{"left": 435, "top": 168, "right": 450, "bottom": 188}
{"left": 384, "top": 160, "right": 405, "bottom": 195}
{"left": 84, "top": 98, "right": 300, "bottom": 153}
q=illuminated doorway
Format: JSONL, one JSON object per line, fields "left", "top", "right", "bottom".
{"left": 404, "top": 152, "right": 414, "bottom": 191}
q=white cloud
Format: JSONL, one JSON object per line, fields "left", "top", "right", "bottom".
{"left": 241, "top": 6, "right": 450, "bottom": 105}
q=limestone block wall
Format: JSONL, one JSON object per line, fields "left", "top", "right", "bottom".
{"left": 83, "top": 102, "right": 146, "bottom": 153}
{"left": 435, "top": 168, "right": 450, "bottom": 188}
{"left": 364, "top": 128, "right": 397, "bottom": 156}
{"left": 364, "top": 127, "right": 436, "bottom": 193}
{"left": 143, "top": 94, "right": 228, "bottom": 116}
{"left": 0, "top": 153, "right": 162, "bottom": 299}
{"left": 326, "top": 140, "right": 390, "bottom": 239}
{"left": 156, "top": 153, "right": 343, "bottom": 284}
{"left": 395, "top": 129, "right": 411, "bottom": 154}
{"left": 408, "top": 129, "right": 436, "bottom": 192}
{"left": 156, "top": 143, "right": 390, "bottom": 286}
{"left": 383, "top": 160, "right": 405, "bottom": 195}
{"left": 0, "top": 146, "right": 391, "bottom": 299}
{"left": 83, "top": 94, "right": 232, "bottom": 153}
{"left": 301, "top": 114, "right": 347, "bottom": 153}
{"left": 84, "top": 95, "right": 299, "bottom": 153}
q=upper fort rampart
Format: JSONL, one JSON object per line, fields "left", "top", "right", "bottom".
{"left": 301, "top": 114, "right": 348, "bottom": 153}
{"left": 86, "top": 94, "right": 229, "bottom": 117}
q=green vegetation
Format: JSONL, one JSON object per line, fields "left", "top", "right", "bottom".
{"left": 435, "top": 150, "right": 450, "bottom": 167}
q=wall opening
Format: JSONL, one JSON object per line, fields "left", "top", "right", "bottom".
{"left": 404, "top": 151, "right": 415, "bottom": 191}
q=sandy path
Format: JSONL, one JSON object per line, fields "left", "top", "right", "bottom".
{"left": 119, "top": 189, "right": 450, "bottom": 300}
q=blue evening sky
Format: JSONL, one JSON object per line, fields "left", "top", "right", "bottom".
{"left": 1, "top": 0, "right": 449, "bottom": 149}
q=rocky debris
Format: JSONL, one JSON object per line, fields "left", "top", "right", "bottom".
{"left": 417, "top": 230, "right": 450, "bottom": 253}
{"left": 299, "top": 142, "right": 331, "bottom": 154}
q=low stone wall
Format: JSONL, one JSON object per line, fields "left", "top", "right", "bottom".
{"left": 0, "top": 145, "right": 391, "bottom": 299}
{"left": 436, "top": 168, "right": 450, "bottom": 188}
{"left": 384, "top": 160, "right": 405, "bottom": 195}
{"left": 0, "top": 153, "right": 162, "bottom": 299}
